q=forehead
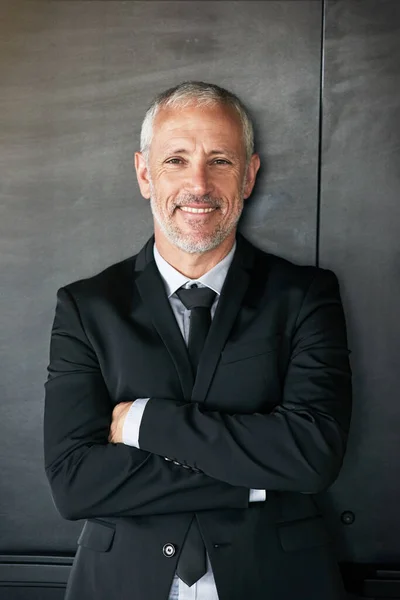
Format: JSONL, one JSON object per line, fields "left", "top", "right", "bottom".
{"left": 151, "top": 102, "right": 244, "bottom": 148}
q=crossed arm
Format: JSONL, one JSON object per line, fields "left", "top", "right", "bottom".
{"left": 44, "top": 269, "right": 352, "bottom": 521}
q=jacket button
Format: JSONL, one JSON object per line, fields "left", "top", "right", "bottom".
{"left": 163, "top": 543, "right": 176, "bottom": 558}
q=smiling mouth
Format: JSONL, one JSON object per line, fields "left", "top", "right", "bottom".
{"left": 178, "top": 206, "right": 216, "bottom": 214}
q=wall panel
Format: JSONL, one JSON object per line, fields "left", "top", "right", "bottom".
{"left": 319, "top": 0, "right": 400, "bottom": 564}
{"left": 0, "top": 0, "right": 322, "bottom": 554}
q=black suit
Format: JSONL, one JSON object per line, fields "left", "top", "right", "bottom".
{"left": 44, "top": 233, "right": 352, "bottom": 600}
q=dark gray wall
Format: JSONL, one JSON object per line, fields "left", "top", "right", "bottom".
{"left": 0, "top": 0, "right": 322, "bottom": 553}
{"left": 0, "top": 0, "right": 399, "bottom": 597}
{"left": 319, "top": 0, "right": 400, "bottom": 565}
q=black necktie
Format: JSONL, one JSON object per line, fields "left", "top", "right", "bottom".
{"left": 176, "top": 284, "right": 217, "bottom": 376}
{"left": 174, "top": 284, "right": 216, "bottom": 587}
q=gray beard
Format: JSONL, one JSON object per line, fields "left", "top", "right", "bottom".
{"left": 149, "top": 182, "right": 245, "bottom": 254}
{"left": 151, "top": 200, "right": 240, "bottom": 254}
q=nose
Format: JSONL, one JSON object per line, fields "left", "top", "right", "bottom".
{"left": 185, "top": 162, "right": 214, "bottom": 197}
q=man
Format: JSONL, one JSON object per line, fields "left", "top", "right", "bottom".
{"left": 44, "top": 81, "right": 352, "bottom": 600}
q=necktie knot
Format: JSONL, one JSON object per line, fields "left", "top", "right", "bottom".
{"left": 176, "top": 285, "right": 216, "bottom": 310}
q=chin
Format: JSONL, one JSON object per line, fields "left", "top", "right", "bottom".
{"left": 171, "top": 231, "right": 229, "bottom": 254}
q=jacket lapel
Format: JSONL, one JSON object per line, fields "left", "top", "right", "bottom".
{"left": 134, "top": 237, "right": 194, "bottom": 400}
{"left": 191, "top": 235, "right": 255, "bottom": 404}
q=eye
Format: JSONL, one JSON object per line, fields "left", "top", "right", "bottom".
{"left": 212, "top": 159, "right": 231, "bottom": 165}
{"left": 165, "top": 158, "right": 184, "bottom": 164}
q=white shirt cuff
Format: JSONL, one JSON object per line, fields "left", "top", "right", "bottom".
{"left": 249, "top": 489, "right": 266, "bottom": 502}
{"left": 122, "top": 398, "right": 150, "bottom": 448}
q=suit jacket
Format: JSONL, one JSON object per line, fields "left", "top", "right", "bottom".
{"left": 44, "top": 233, "right": 352, "bottom": 600}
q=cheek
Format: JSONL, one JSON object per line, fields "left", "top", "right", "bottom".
{"left": 158, "top": 178, "right": 182, "bottom": 200}
{"left": 152, "top": 182, "right": 177, "bottom": 206}
{"left": 217, "top": 174, "right": 244, "bottom": 197}
{"left": 222, "top": 187, "right": 244, "bottom": 210}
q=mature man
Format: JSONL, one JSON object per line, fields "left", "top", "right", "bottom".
{"left": 44, "top": 81, "right": 352, "bottom": 600}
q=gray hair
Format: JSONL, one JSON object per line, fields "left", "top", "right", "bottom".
{"left": 140, "top": 81, "right": 255, "bottom": 163}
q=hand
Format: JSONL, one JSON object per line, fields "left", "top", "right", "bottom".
{"left": 108, "top": 401, "right": 134, "bottom": 444}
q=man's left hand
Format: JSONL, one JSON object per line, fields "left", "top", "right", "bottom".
{"left": 108, "top": 401, "right": 134, "bottom": 443}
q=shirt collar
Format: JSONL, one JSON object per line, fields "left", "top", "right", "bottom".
{"left": 153, "top": 241, "right": 237, "bottom": 298}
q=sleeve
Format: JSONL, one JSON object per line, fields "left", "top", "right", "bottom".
{"left": 43, "top": 286, "right": 249, "bottom": 521}
{"left": 123, "top": 397, "right": 265, "bottom": 501}
{"left": 137, "top": 269, "right": 353, "bottom": 493}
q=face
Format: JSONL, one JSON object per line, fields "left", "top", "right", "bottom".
{"left": 135, "top": 102, "right": 260, "bottom": 254}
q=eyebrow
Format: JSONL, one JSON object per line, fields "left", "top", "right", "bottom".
{"left": 163, "top": 148, "right": 238, "bottom": 159}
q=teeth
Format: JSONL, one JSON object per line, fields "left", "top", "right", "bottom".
{"left": 179, "top": 206, "right": 215, "bottom": 214}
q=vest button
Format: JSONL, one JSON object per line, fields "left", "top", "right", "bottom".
{"left": 163, "top": 543, "right": 176, "bottom": 558}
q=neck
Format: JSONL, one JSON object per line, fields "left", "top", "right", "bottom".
{"left": 154, "top": 231, "right": 236, "bottom": 279}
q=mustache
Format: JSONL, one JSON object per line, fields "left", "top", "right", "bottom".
{"left": 174, "top": 194, "right": 221, "bottom": 209}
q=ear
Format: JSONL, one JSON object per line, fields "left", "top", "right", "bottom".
{"left": 134, "top": 152, "right": 151, "bottom": 199}
{"left": 243, "top": 153, "right": 261, "bottom": 199}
